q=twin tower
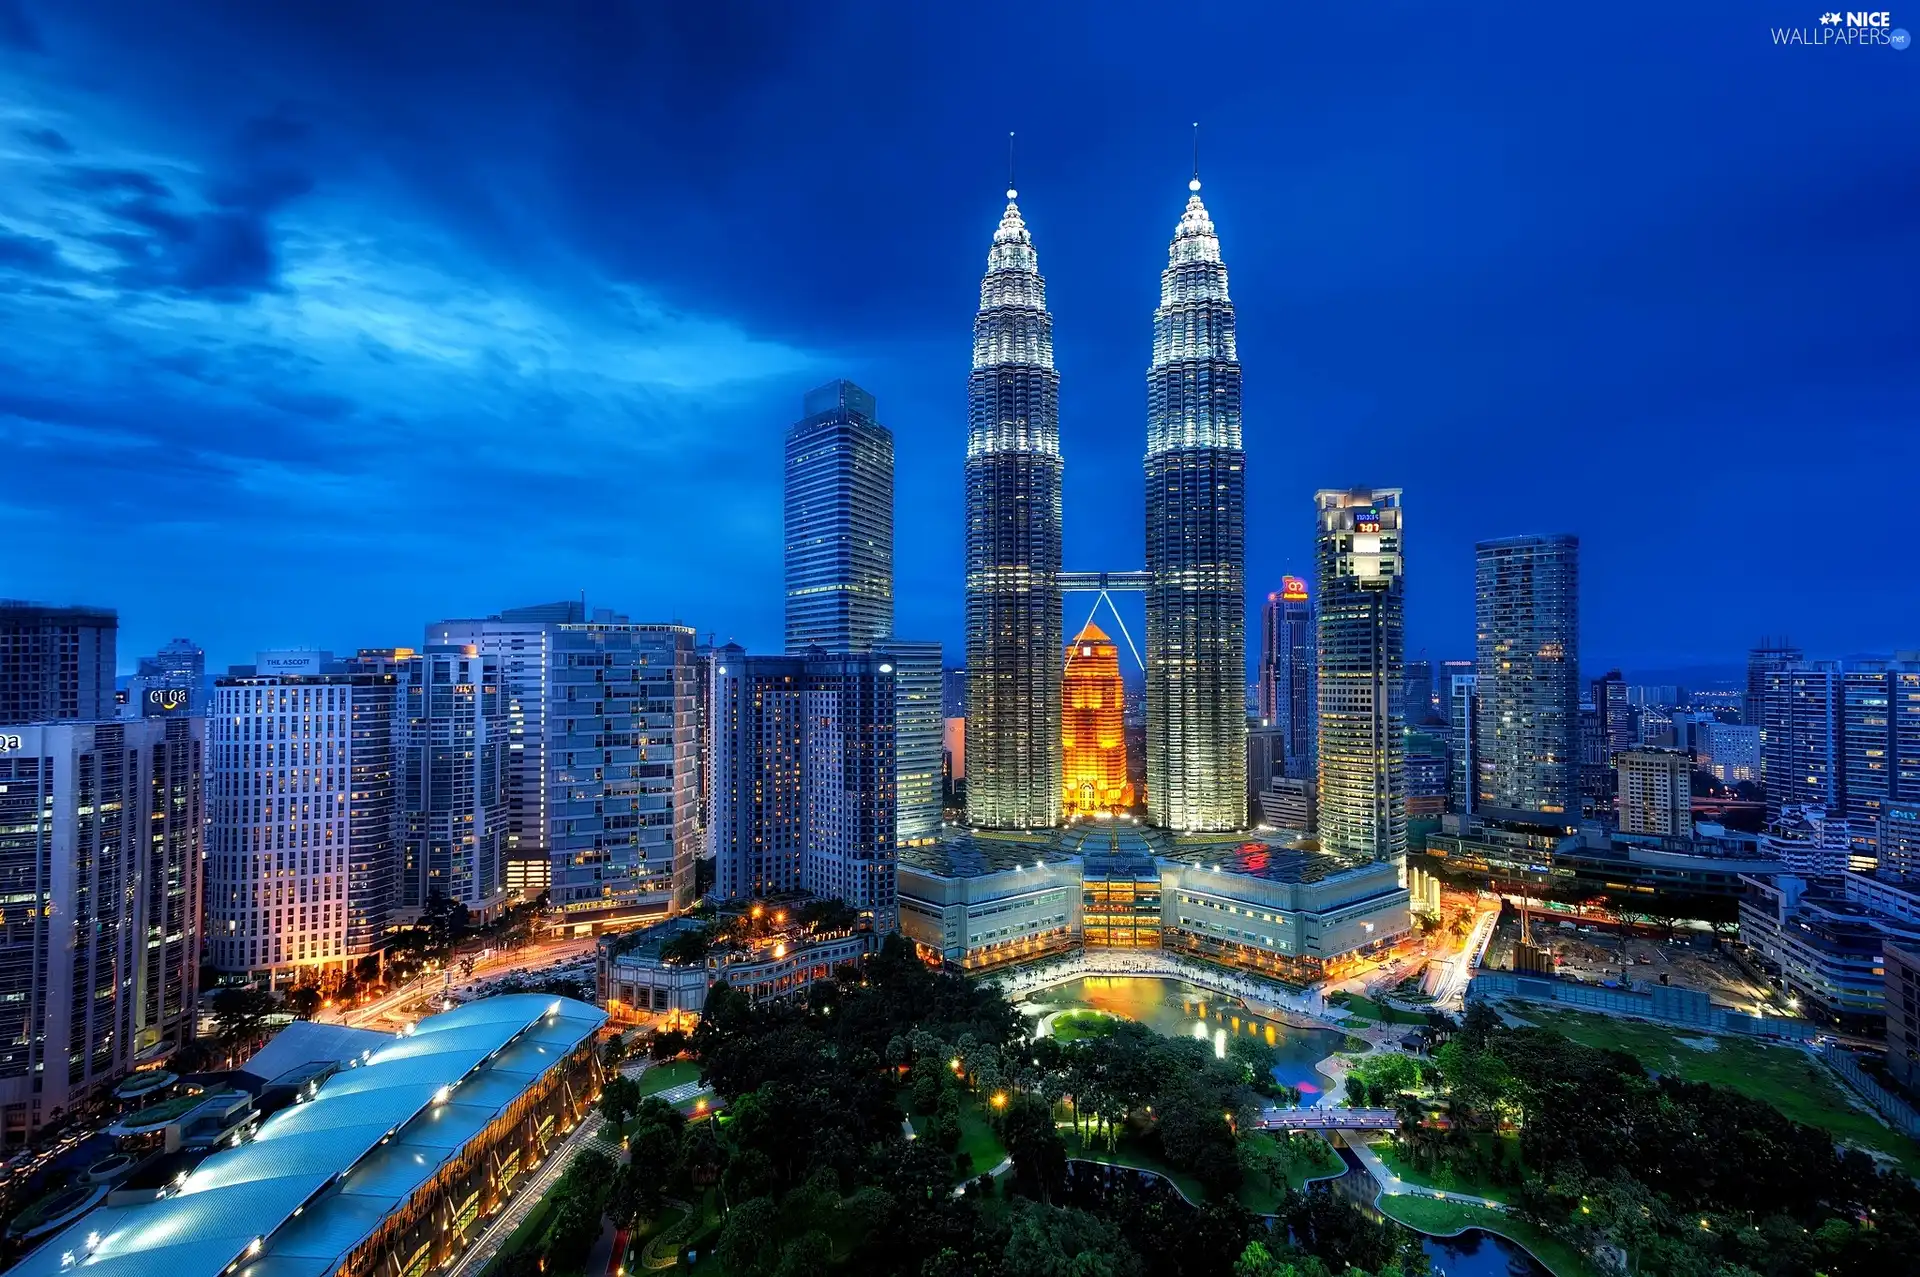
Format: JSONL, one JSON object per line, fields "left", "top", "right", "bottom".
{"left": 964, "top": 176, "right": 1246, "bottom": 834}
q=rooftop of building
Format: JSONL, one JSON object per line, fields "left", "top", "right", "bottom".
{"left": 15, "top": 995, "right": 605, "bottom": 1277}
{"left": 901, "top": 829, "right": 1077, "bottom": 878}
{"left": 1160, "top": 836, "right": 1351, "bottom": 885}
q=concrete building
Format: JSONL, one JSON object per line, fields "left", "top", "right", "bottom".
{"left": 785, "top": 379, "right": 894, "bottom": 654}
{"left": 1739, "top": 873, "right": 1920, "bottom": 1030}
{"left": 1616, "top": 747, "right": 1693, "bottom": 837}
{"left": 127, "top": 638, "right": 205, "bottom": 718}
{"left": 1315, "top": 489, "right": 1406, "bottom": 863}
{"left": 546, "top": 622, "right": 698, "bottom": 927}
{"left": 1, "top": 600, "right": 117, "bottom": 722}
{"left": 0, "top": 717, "right": 204, "bottom": 1142}
{"left": 897, "top": 834, "right": 1081, "bottom": 971}
{"left": 208, "top": 673, "right": 401, "bottom": 985}
{"left": 709, "top": 647, "right": 896, "bottom": 929}
{"left": 599, "top": 912, "right": 875, "bottom": 1022}
{"left": 1886, "top": 942, "right": 1920, "bottom": 1089}
{"left": 398, "top": 645, "right": 507, "bottom": 916}
{"left": 1255, "top": 777, "right": 1316, "bottom": 835}
{"left": 12, "top": 996, "right": 606, "bottom": 1277}
{"left": 1882, "top": 804, "right": 1920, "bottom": 878}
{"left": 1698, "top": 721, "right": 1761, "bottom": 784}
{"left": 427, "top": 601, "right": 586, "bottom": 902}
{"left": 1762, "top": 662, "right": 1843, "bottom": 818}
{"left": 1423, "top": 817, "right": 1784, "bottom": 909}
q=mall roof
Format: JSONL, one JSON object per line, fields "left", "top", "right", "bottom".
{"left": 900, "top": 829, "right": 1074, "bottom": 878}
{"left": 17, "top": 994, "right": 606, "bottom": 1277}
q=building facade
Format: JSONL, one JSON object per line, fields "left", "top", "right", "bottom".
{"left": 1449, "top": 673, "right": 1479, "bottom": 816}
{"left": 398, "top": 645, "right": 506, "bottom": 916}
{"left": 1473, "top": 534, "right": 1580, "bottom": 827}
{"left": 1062, "top": 622, "right": 1133, "bottom": 818}
{"left": 0, "top": 718, "right": 204, "bottom": 1142}
{"left": 709, "top": 647, "right": 898, "bottom": 928}
{"left": 1315, "top": 489, "right": 1406, "bottom": 863}
{"left": 1, "top": 600, "right": 117, "bottom": 722}
{"left": 1144, "top": 179, "right": 1246, "bottom": 833}
{"left": 785, "top": 380, "right": 895, "bottom": 653}
{"left": 208, "top": 674, "right": 400, "bottom": 984}
{"left": 128, "top": 637, "right": 205, "bottom": 717}
{"left": 1698, "top": 720, "right": 1761, "bottom": 784}
{"left": 876, "top": 639, "right": 943, "bottom": 847}
{"left": 1615, "top": 747, "right": 1693, "bottom": 837}
{"left": 1259, "top": 578, "right": 1316, "bottom": 780}
{"left": 1762, "top": 662, "right": 1842, "bottom": 817}
{"left": 547, "top": 623, "right": 698, "bottom": 926}
{"left": 964, "top": 189, "right": 1064, "bottom": 830}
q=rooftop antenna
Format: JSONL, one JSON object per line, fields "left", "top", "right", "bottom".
{"left": 1190, "top": 121, "right": 1201, "bottom": 192}
{"left": 1007, "top": 130, "right": 1017, "bottom": 200}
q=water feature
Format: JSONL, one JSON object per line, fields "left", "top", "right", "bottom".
{"left": 1325, "top": 1146, "right": 1550, "bottom": 1277}
{"left": 1017, "top": 974, "right": 1347, "bottom": 1096}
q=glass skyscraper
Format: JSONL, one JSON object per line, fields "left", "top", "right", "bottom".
{"left": 785, "top": 380, "right": 894, "bottom": 653}
{"left": 964, "top": 188, "right": 1063, "bottom": 829}
{"left": 1473, "top": 534, "right": 1580, "bottom": 826}
{"left": 1315, "top": 489, "right": 1406, "bottom": 862}
{"left": 1258, "top": 578, "right": 1316, "bottom": 779}
{"left": 1145, "top": 179, "right": 1246, "bottom": 833}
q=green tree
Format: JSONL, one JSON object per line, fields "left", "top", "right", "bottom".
{"left": 716, "top": 1195, "right": 782, "bottom": 1277}
{"left": 284, "top": 986, "right": 322, "bottom": 1019}
{"left": 1001, "top": 1094, "right": 1067, "bottom": 1203}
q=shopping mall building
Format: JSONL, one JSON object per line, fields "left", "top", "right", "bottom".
{"left": 897, "top": 823, "right": 1410, "bottom": 985}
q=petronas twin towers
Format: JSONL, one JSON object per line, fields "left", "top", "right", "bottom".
{"left": 965, "top": 174, "right": 1246, "bottom": 834}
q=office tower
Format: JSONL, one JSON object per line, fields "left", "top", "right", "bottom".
{"left": 1, "top": 600, "right": 117, "bottom": 722}
{"left": 428, "top": 601, "right": 586, "bottom": 898}
{"left": 1473, "top": 534, "right": 1580, "bottom": 827}
{"left": 1747, "top": 638, "right": 1803, "bottom": 727}
{"left": 1882, "top": 805, "right": 1920, "bottom": 878}
{"left": 1697, "top": 720, "right": 1761, "bottom": 784}
{"left": 710, "top": 646, "right": 896, "bottom": 927}
{"left": 1259, "top": 577, "right": 1316, "bottom": 779}
{"left": 0, "top": 717, "right": 204, "bottom": 1141}
{"left": 1590, "top": 670, "right": 1634, "bottom": 760}
{"left": 785, "top": 380, "right": 894, "bottom": 652}
{"left": 1405, "top": 731, "right": 1450, "bottom": 819}
{"left": 1062, "top": 621, "right": 1134, "bottom": 818}
{"left": 548, "top": 622, "right": 698, "bottom": 922}
{"left": 1449, "top": 674, "right": 1479, "bottom": 816}
{"left": 964, "top": 186, "right": 1063, "bottom": 829}
{"left": 1437, "top": 660, "right": 1475, "bottom": 709}
{"left": 693, "top": 639, "right": 718, "bottom": 865}
{"left": 1840, "top": 660, "right": 1920, "bottom": 860}
{"left": 942, "top": 667, "right": 968, "bottom": 718}
{"left": 396, "top": 645, "right": 506, "bottom": 916}
{"left": 1247, "top": 725, "right": 1287, "bottom": 818}
{"left": 1763, "top": 662, "right": 1843, "bottom": 819}
{"left": 1401, "top": 660, "right": 1436, "bottom": 727}
{"left": 1616, "top": 748, "right": 1693, "bottom": 836}
{"left": 208, "top": 671, "right": 399, "bottom": 983}
{"left": 1144, "top": 176, "right": 1246, "bottom": 834}
{"left": 128, "top": 637, "right": 205, "bottom": 717}
{"left": 1315, "top": 488, "right": 1406, "bottom": 862}
{"left": 876, "top": 640, "right": 943, "bottom": 846}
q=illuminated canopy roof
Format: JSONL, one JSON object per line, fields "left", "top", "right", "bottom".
{"left": 17, "top": 995, "right": 606, "bottom": 1277}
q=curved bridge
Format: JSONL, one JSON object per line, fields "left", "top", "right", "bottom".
{"left": 1255, "top": 1107, "right": 1397, "bottom": 1131}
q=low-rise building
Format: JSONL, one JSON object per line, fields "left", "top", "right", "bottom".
{"left": 598, "top": 909, "right": 875, "bottom": 1023}
{"left": 1422, "top": 817, "right": 1783, "bottom": 910}
{"left": 1739, "top": 873, "right": 1920, "bottom": 1030}
{"left": 897, "top": 834, "right": 1081, "bottom": 971}
{"left": 1886, "top": 941, "right": 1920, "bottom": 1089}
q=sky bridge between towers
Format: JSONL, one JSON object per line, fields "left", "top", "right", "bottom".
{"left": 1059, "top": 571, "right": 1147, "bottom": 673}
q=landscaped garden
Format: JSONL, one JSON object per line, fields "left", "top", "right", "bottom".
{"left": 1376, "top": 1194, "right": 1601, "bottom": 1277}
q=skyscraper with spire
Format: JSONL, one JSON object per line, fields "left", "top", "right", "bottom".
{"left": 1144, "top": 165, "right": 1247, "bottom": 832}
{"left": 965, "top": 179, "right": 1063, "bottom": 829}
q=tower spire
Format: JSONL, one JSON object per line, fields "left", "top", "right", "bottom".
{"left": 1190, "top": 121, "right": 1200, "bottom": 192}
{"left": 1007, "top": 130, "right": 1017, "bottom": 200}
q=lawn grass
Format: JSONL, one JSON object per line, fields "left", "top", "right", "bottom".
{"left": 1331, "top": 992, "right": 1428, "bottom": 1025}
{"left": 1238, "top": 1132, "right": 1344, "bottom": 1213}
{"left": 635, "top": 1059, "right": 702, "bottom": 1097}
{"left": 955, "top": 1096, "right": 1009, "bottom": 1179}
{"left": 1527, "top": 1009, "right": 1920, "bottom": 1175}
{"left": 1369, "top": 1132, "right": 1519, "bottom": 1204}
{"left": 1376, "top": 1195, "right": 1601, "bottom": 1277}
{"left": 1050, "top": 1010, "right": 1119, "bottom": 1043}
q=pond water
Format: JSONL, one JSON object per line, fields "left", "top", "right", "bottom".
{"left": 1420, "top": 1228, "right": 1552, "bottom": 1277}
{"left": 1016, "top": 975, "right": 1348, "bottom": 1096}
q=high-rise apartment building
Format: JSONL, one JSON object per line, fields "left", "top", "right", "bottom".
{"left": 1747, "top": 639, "right": 1803, "bottom": 727}
{"left": 965, "top": 188, "right": 1063, "bottom": 830}
{"left": 1841, "top": 660, "right": 1920, "bottom": 853}
{"left": 1258, "top": 578, "right": 1316, "bottom": 779}
{"left": 1, "top": 600, "right": 117, "bottom": 722}
{"left": 0, "top": 717, "right": 204, "bottom": 1142}
{"left": 1144, "top": 178, "right": 1246, "bottom": 833}
{"left": 426, "top": 602, "right": 585, "bottom": 897}
{"left": 1616, "top": 747, "right": 1693, "bottom": 837}
{"left": 1062, "top": 622, "right": 1134, "bottom": 818}
{"left": 1449, "top": 673, "right": 1479, "bottom": 816}
{"left": 876, "top": 640, "right": 943, "bottom": 846}
{"left": 1473, "top": 534, "right": 1580, "bottom": 827}
{"left": 1402, "top": 660, "right": 1436, "bottom": 727}
{"left": 1697, "top": 721, "right": 1761, "bottom": 784}
{"left": 1315, "top": 488, "right": 1406, "bottom": 862}
{"left": 207, "top": 673, "right": 401, "bottom": 984}
{"left": 398, "top": 645, "right": 506, "bottom": 916}
{"left": 785, "top": 380, "right": 894, "bottom": 652}
{"left": 547, "top": 622, "right": 698, "bottom": 923}
{"left": 1591, "top": 670, "right": 1634, "bottom": 761}
{"left": 710, "top": 646, "right": 897, "bottom": 927}
{"left": 1762, "top": 662, "right": 1844, "bottom": 818}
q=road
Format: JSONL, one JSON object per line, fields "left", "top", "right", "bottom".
{"left": 445, "top": 1110, "right": 610, "bottom": 1277}
{"left": 1341, "top": 1129, "right": 1507, "bottom": 1210}
{"left": 1425, "top": 907, "right": 1501, "bottom": 1011}
{"left": 339, "top": 935, "right": 601, "bottom": 1029}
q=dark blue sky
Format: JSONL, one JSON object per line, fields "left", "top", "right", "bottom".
{"left": 3, "top": 1, "right": 1914, "bottom": 678}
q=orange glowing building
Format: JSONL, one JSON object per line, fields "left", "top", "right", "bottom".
{"left": 1062, "top": 621, "right": 1135, "bottom": 817}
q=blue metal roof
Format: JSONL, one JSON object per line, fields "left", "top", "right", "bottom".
{"left": 15, "top": 995, "right": 605, "bottom": 1277}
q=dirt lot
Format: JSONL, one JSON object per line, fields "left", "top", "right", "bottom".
{"left": 1485, "top": 916, "right": 1775, "bottom": 1010}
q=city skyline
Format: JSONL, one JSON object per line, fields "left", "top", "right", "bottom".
{"left": 5, "top": 3, "right": 1917, "bottom": 674}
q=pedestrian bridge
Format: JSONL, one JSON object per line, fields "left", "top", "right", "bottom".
{"left": 1255, "top": 1107, "right": 1397, "bottom": 1131}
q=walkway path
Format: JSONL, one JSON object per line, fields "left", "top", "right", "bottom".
{"left": 1256, "top": 1107, "right": 1396, "bottom": 1131}
{"left": 1340, "top": 1130, "right": 1507, "bottom": 1210}
{"left": 445, "top": 1111, "right": 608, "bottom": 1277}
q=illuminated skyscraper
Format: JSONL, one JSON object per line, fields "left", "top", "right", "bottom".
{"left": 1315, "top": 489, "right": 1406, "bottom": 862}
{"left": 965, "top": 186, "right": 1063, "bottom": 829}
{"left": 1145, "top": 175, "right": 1246, "bottom": 832}
{"left": 1473, "top": 534, "right": 1580, "bottom": 827}
{"left": 1259, "top": 578, "right": 1315, "bottom": 778}
{"left": 785, "top": 380, "right": 894, "bottom": 652}
{"left": 1063, "top": 621, "right": 1134, "bottom": 818}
